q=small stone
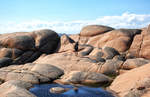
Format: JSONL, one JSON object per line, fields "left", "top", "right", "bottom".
{"left": 50, "top": 87, "right": 67, "bottom": 93}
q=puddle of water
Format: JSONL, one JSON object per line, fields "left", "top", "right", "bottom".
{"left": 29, "top": 83, "right": 114, "bottom": 97}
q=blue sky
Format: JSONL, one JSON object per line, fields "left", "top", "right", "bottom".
{"left": 0, "top": 0, "right": 150, "bottom": 34}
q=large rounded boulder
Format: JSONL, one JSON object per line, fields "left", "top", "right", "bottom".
{"left": 31, "top": 29, "right": 60, "bottom": 54}
{"left": 0, "top": 29, "right": 60, "bottom": 66}
{"left": 87, "top": 29, "right": 141, "bottom": 52}
{"left": 80, "top": 25, "right": 114, "bottom": 37}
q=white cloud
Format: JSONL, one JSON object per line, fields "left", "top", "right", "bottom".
{"left": 0, "top": 12, "right": 150, "bottom": 34}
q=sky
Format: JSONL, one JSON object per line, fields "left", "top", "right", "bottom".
{"left": 0, "top": 0, "right": 150, "bottom": 34}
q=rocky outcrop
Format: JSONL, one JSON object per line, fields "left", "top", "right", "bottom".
{"left": 109, "top": 63, "right": 150, "bottom": 97}
{"left": 0, "top": 24, "right": 150, "bottom": 97}
{"left": 0, "top": 80, "right": 36, "bottom": 97}
{"left": 0, "top": 63, "right": 63, "bottom": 84}
{"left": 0, "top": 29, "right": 60, "bottom": 66}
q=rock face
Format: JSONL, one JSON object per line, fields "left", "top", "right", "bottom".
{"left": 60, "top": 71, "right": 112, "bottom": 86}
{"left": 0, "top": 63, "right": 63, "bottom": 84}
{"left": 0, "top": 29, "right": 60, "bottom": 66}
{"left": 80, "top": 25, "right": 114, "bottom": 37}
{"left": 0, "top": 80, "right": 36, "bottom": 97}
{"left": 129, "top": 26, "right": 150, "bottom": 59}
{"left": 109, "top": 63, "right": 150, "bottom": 97}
